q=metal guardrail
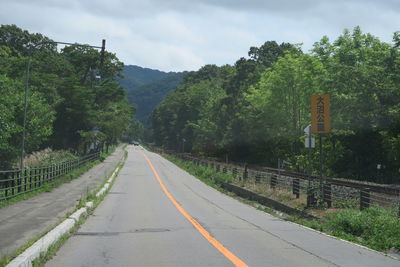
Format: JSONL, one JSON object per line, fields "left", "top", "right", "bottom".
{"left": 0, "top": 152, "right": 100, "bottom": 201}
{"left": 155, "top": 148, "right": 400, "bottom": 217}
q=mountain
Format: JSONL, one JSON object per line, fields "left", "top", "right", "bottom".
{"left": 118, "top": 65, "right": 185, "bottom": 124}
{"left": 119, "top": 65, "right": 171, "bottom": 89}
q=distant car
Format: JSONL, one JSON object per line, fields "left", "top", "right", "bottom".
{"left": 129, "top": 140, "right": 140, "bottom": 146}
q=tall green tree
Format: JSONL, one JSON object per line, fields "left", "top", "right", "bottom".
{"left": 0, "top": 25, "right": 136, "bottom": 167}
{"left": 243, "top": 51, "right": 326, "bottom": 164}
{"left": 312, "top": 27, "right": 400, "bottom": 181}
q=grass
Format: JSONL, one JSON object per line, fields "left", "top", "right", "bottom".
{"left": 163, "top": 154, "right": 233, "bottom": 187}
{"left": 162, "top": 152, "right": 400, "bottom": 255}
{"left": 22, "top": 148, "right": 78, "bottom": 168}
{"left": 323, "top": 207, "right": 400, "bottom": 251}
{"left": 32, "top": 233, "right": 71, "bottom": 267}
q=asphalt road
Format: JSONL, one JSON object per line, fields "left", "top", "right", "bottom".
{"left": 46, "top": 146, "right": 400, "bottom": 266}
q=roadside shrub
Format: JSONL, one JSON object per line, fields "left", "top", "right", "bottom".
{"left": 324, "top": 207, "right": 400, "bottom": 251}
{"left": 23, "top": 148, "right": 78, "bottom": 168}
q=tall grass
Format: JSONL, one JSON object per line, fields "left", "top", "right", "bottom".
{"left": 324, "top": 207, "right": 400, "bottom": 251}
{"left": 19, "top": 148, "right": 78, "bottom": 168}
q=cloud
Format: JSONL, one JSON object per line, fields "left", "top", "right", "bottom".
{"left": 1, "top": 0, "right": 399, "bottom": 71}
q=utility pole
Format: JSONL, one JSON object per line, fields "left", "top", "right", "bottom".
{"left": 100, "top": 39, "right": 106, "bottom": 70}
{"left": 20, "top": 58, "right": 31, "bottom": 170}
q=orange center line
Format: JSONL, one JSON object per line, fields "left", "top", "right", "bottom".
{"left": 141, "top": 152, "right": 249, "bottom": 267}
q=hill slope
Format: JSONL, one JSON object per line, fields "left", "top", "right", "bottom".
{"left": 119, "top": 65, "right": 171, "bottom": 89}
{"left": 118, "top": 65, "right": 184, "bottom": 124}
{"left": 127, "top": 73, "right": 185, "bottom": 123}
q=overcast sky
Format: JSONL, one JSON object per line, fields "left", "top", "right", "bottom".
{"left": 1, "top": 0, "right": 399, "bottom": 72}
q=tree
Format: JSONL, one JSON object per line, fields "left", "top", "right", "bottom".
{"left": 312, "top": 27, "right": 400, "bottom": 181}
{"left": 243, "top": 51, "right": 326, "bottom": 164}
{"left": 0, "top": 75, "right": 54, "bottom": 168}
{"left": 0, "top": 25, "right": 135, "bottom": 166}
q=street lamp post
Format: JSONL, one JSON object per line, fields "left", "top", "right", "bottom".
{"left": 19, "top": 39, "right": 106, "bottom": 170}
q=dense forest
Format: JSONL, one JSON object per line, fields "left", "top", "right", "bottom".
{"left": 151, "top": 27, "right": 400, "bottom": 184}
{"left": 0, "top": 25, "right": 137, "bottom": 168}
{"left": 119, "top": 65, "right": 184, "bottom": 124}
{"left": 119, "top": 65, "right": 172, "bottom": 89}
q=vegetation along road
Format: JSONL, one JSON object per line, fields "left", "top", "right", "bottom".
{"left": 46, "top": 146, "right": 399, "bottom": 266}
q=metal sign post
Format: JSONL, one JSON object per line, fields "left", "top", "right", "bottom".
{"left": 311, "top": 94, "right": 331, "bottom": 203}
{"left": 304, "top": 124, "right": 314, "bottom": 206}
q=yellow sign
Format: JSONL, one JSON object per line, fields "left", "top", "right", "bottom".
{"left": 311, "top": 94, "right": 331, "bottom": 134}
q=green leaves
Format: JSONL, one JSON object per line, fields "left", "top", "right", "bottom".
{"left": 0, "top": 75, "right": 54, "bottom": 168}
{"left": 0, "top": 25, "right": 136, "bottom": 167}
{"left": 151, "top": 28, "right": 400, "bottom": 183}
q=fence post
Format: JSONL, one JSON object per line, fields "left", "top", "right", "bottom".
{"left": 270, "top": 174, "right": 277, "bottom": 189}
{"left": 51, "top": 164, "right": 55, "bottom": 181}
{"left": 397, "top": 202, "right": 400, "bottom": 218}
{"left": 243, "top": 164, "right": 248, "bottom": 180}
{"left": 323, "top": 183, "right": 332, "bottom": 208}
{"left": 307, "top": 187, "right": 316, "bottom": 207}
{"left": 11, "top": 172, "right": 15, "bottom": 196}
{"left": 223, "top": 166, "right": 227, "bottom": 174}
{"left": 360, "top": 188, "right": 370, "bottom": 210}
{"left": 27, "top": 169, "right": 30, "bottom": 190}
{"left": 216, "top": 164, "right": 220, "bottom": 172}
{"left": 38, "top": 167, "right": 42, "bottom": 187}
{"left": 24, "top": 168, "right": 28, "bottom": 192}
{"left": 33, "top": 168, "right": 36, "bottom": 188}
{"left": 398, "top": 190, "right": 400, "bottom": 218}
{"left": 292, "top": 178, "right": 300, "bottom": 198}
{"left": 17, "top": 169, "right": 21, "bottom": 193}
{"left": 3, "top": 172, "right": 8, "bottom": 198}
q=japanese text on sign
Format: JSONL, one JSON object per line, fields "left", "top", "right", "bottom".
{"left": 311, "top": 94, "right": 331, "bottom": 134}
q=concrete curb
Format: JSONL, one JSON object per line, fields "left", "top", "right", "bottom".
{"left": 7, "top": 212, "right": 83, "bottom": 267}
{"left": 6, "top": 160, "right": 123, "bottom": 267}
{"left": 95, "top": 166, "right": 119, "bottom": 198}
